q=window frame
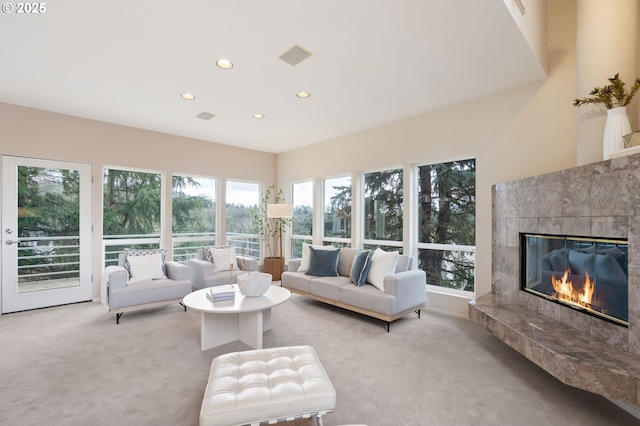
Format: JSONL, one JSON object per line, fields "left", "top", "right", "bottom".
{"left": 291, "top": 180, "right": 313, "bottom": 259}
{"left": 416, "top": 158, "right": 476, "bottom": 295}
{"left": 322, "top": 175, "right": 352, "bottom": 248}
{"left": 171, "top": 173, "right": 218, "bottom": 264}
{"left": 225, "top": 179, "right": 261, "bottom": 260}
{"left": 361, "top": 166, "right": 403, "bottom": 251}
{"left": 102, "top": 166, "right": 164, "bottom": 267}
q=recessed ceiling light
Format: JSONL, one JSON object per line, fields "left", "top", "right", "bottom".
{"left": 216, "top": 59, "right": 233, "bottom": 69}
{"left": 252, "top": 113, "right": 264, "bottom": 119}
{"left": 296, "top": 91, "right": 311, "bottom": 98}
{"left": 181, "top": 93, "right": 196, "bottom": 100}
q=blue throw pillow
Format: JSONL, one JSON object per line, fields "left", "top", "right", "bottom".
{"left": 350, "top": 250, "right": 372, "bottom": 286}
{"left": 305, "top": 246, "right": 340, "bottom": 277}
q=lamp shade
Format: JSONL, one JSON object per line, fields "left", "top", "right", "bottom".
{"left": 267, "top": 203, "right": 293, "bottom": 218}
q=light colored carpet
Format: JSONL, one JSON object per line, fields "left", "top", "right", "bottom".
{"left": 1, "top": 291, "right": 639, "bottom": 426}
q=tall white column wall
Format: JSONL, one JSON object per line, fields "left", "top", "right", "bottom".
{"left": 576, "top": 0, "right": 638, "bottom": 166}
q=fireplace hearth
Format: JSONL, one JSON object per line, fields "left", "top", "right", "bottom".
{"left": 470, "top": 152, "right": 640, "bottom": 406}
{"left": 521, "top": 233, "right": 628, "bottom": 326}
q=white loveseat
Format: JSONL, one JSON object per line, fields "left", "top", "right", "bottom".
{"left": 104, "top": 249, "right": 192, "bottom": 324}
{"left": 281, "top": 247, "right": 426, "bottom": 331}
{"left": 188, "top": 247, "right": 258, "bottom": 290}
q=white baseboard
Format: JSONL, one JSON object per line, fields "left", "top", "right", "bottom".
{"left": 423, "top": 306, "right": 469, "bottom": 320}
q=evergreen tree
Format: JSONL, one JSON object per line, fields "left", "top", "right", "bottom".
{"left": 364, "top": 169, "right": 403, "bottom": 241}
{"left": 418, "top": 160, "right": 475, "bottom": 290}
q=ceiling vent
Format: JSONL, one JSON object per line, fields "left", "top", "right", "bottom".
{"left": 196, "top": 112, "right": 215, "bottom": 120}
{"left": 279, "top": 45, "right": 313, "bottom": 66}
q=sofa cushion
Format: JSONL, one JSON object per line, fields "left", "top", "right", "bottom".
{"left": 367, "top": 248, "right": 399, "bottom": 291}
{"left": 109, "top": 278, "right": 192, "bottom": 309}
{"left": 310, "top": 276, "right": 352, "bottom": 300}
{"left": 350, "top": 250, "right": 372, "bottom": 286}
{"left": 395, "top": 255, "right": 412, "bottom": 273}
{"left": 337, "top": 248, "right": 359, "bottom": 277}
{"left": 568, "top": 249, "right": 627, "bottom": 285}
{"left": 281, "top": 272, "right": 314, "bottom": 294}
{"left": 306, "top": 246, "right": 340, "bottom": 277}
{"left": 127, "top": 252, "right": 166, "bottom": 284}
{"left": 340, "top": 283, "right": 396, "bottom": 316}
{"left": 298, "top": 243, "right": 335, "bottom": 272}
{"left": 549, "top": 248, "right": 567, "bottom": 272}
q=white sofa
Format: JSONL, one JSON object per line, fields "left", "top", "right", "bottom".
{"left": 281, "top": 247, "right": 426, "bottom": 331}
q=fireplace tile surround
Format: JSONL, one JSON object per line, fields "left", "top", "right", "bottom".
{"left": 469, "top": 152, "right": 640, "bottom": 405}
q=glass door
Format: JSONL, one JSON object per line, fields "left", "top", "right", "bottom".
{"left": 1, "top": 156, "right": 92, "bottom": 313}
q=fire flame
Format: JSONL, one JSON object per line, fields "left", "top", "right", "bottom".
{"left": 551, "top": 270, "right": 595, "bottom": 307}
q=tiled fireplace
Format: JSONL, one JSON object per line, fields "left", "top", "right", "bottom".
{"left": 469, "top": 153, "right": 640, "bottom": 406}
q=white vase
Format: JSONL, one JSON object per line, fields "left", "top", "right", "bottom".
{"left": 603, "top": 106, "right": 632, "bottom": 160}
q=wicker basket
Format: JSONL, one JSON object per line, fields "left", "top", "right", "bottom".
{"left": 237, "top": 272, "right": 272, "bottom": 297}
{"left": 263, "top": 257, "right": 284, "bottom": 281}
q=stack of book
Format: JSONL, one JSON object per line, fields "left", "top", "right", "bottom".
{"left": 206, "top": 288, "right": 235, "bottom": 302}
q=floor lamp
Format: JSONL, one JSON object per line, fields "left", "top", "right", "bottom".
{"left": 266, "top": 203, "right": 293, "bottom": 278}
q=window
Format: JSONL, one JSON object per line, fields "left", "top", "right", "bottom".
{"left": 291, "top": 181, "right": 313, "bottom": 258}
{"left": 16, "top": 166, "right": 81, "bottom": 288}
{"left": 226, "top": 180, "right": 260, "bottom": 259}
{"left": 103, "top": 168, "right": 162, "bottom": 266}
{"left": 172, "top": 175, "right": 216, "bottom": 264}
{"left": 363, "top": 168, "right": 402, "bottom": 252}
{"left": 323, "top": 176, "right": 351, "bottom": 248}
{"left": 417, "top": 159, "right": 476, "bottom": 292}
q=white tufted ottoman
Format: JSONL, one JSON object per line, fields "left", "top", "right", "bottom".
{"left": 200, "top": 346, "right": 336, "bottom": 426}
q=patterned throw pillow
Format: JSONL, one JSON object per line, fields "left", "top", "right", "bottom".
{"left": 202, "top": 245, "right": 234, "bottom": 264}
{"left": 123, "top": 248, "right": 167, "bottom": 278}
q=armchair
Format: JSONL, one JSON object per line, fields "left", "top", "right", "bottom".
{"left": 104, "top": 249, "right": 192, "bottom": 324}
{"left": 188, "top": 247, "right": 258, "bottom": 290}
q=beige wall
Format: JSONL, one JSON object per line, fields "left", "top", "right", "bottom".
{"left": 0, "top": 102, "right": 277, "bottom": 301}
{"left": 277, "top": 0, "right": 578, "bottom": 316}
{"left": 503, "top": 0, "right": 549, "bottom": 76}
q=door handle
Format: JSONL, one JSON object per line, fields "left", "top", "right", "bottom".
{"left": 4, "top": 239, "right": 18, "bottom": 245}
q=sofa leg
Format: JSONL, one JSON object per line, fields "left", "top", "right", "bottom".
{"left": 116, "top": 313, "right": 123, "bottom": 324}
{"left": 386, "top": 321, "right": 390, "bottom": 333}
{"left": 416, "top": 309, "right": 421, "bottom": 318}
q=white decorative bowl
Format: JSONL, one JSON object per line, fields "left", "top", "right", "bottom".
{"left": 237, "top": 272, "right": 272, "bottom": 297}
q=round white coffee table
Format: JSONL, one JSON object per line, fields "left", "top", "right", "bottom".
{"left": 183, "top": 284, "right": 290, "bottom": 351}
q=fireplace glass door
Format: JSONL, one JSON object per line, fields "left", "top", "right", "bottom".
{"left": 521, "top": 234, "right": 628, "bottom": 326}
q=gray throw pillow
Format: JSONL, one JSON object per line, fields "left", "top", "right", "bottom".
{"left": 549, "top": 248, "right": 567, "bottom": 272}
{"left": 305, "top": 246, "right": 340, "bottom": 277}
{"left": 350, "top": 250, "right": 372, "bottom": 286}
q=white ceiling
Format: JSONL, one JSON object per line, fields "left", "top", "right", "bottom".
{"left": 0, "top": 1, "right": 546, "bottom": 154}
